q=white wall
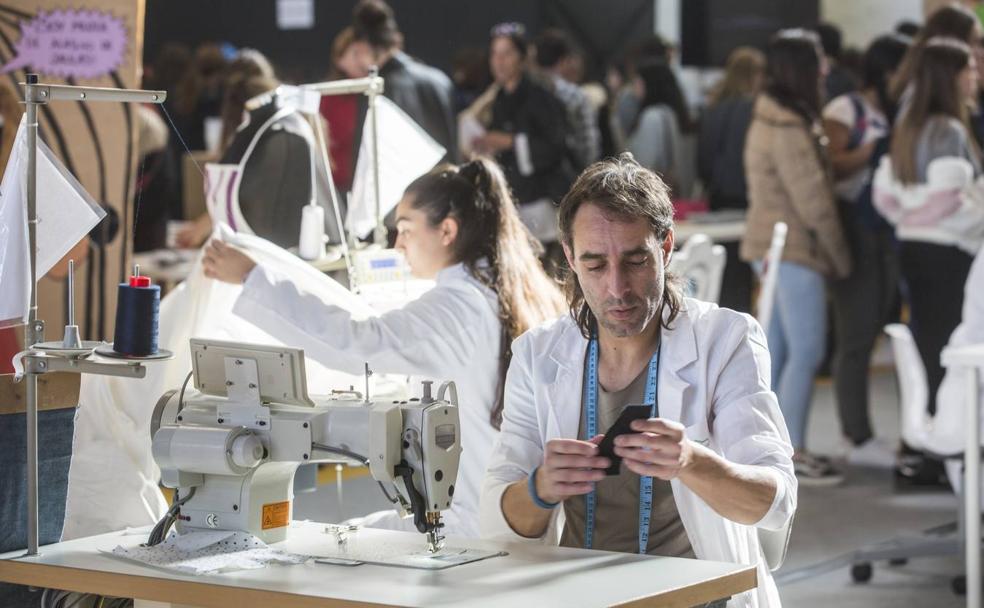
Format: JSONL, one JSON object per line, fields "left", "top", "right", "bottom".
{"left": 820, "top": 0, "right": 924, "bottom": 50}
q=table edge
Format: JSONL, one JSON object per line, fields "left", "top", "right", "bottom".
{"left": 612, "top": 564, "right": 758, "bottom": 608}
{"left": 0, "top": 559, "right": 389, "bottom": 608}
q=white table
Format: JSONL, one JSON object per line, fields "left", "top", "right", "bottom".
{"left": 942, "top": 343, "right": 984, "bottom": 608}
{"left": 0, "top": 522, "right": 757, "bottom": 607}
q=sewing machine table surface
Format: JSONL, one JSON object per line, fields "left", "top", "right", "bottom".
{"left": 0, "top": 521, "right": 756, "bottom": 607}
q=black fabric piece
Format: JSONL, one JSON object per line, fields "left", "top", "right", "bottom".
{"left": 222, "top": 101, "right": 340, "bottom": 248}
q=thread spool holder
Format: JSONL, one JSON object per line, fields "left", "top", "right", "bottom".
{"left": 18, "top": 76, "right": 168, "bottom": 558}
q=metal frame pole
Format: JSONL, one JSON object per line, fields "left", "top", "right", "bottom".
{"left": 24, "top": 73, "right": 42, "bottom": 557}
{"left": 967, "top": 365, "right": 981, "bottom": 608}
{"left": 16, "top": 77, "right": 165, "bottom": 557}
{"left": 368, "top": 67, "right": 384, "bottom": 246}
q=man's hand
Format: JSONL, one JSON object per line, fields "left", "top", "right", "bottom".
{"left": 473, "top": 131, "right": 514, "bottom": 154}
{"left": 613, "top": 418, "right": 694, "bottom": 481}
{"left": 536, "top": 436, "right": 609, "bottom": 503}
{"left": 202, "top": 239, "right": 257, "bottom": 285}
{"left": 174, "top": 214, "right": 213, "bottom": 249}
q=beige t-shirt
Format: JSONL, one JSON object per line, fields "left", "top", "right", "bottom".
{"left": 559, "top": 362, "right": 694, "bottom": 557}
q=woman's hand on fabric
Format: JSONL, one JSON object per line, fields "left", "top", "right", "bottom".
{"left": 202, "top": 238, "right": 257, "bottom": 285}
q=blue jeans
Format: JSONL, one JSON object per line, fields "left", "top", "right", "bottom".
{"left": 755, "top": 261, "right": 828, "bottom": 450}
{"left": 0, "top": 407, "right": 76, "bottom": 606}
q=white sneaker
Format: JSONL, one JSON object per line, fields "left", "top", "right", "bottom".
{"left": 846, "top": 437, "right": 898, "bottom": 469}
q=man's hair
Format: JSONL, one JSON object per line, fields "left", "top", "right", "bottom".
{"left": 558, "top": 153, "right": 684, "bottom": 338}
{"left": 815, "top": 22, "right": 843, "bottom": 59}
{"left": 535, "top": 28, "right": 575, "bottom": 68}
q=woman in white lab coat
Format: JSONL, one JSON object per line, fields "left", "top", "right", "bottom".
{"left": 202, "top": 157, "right": 565, "bottom": 537}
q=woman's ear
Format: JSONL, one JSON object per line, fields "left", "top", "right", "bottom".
{"left": 440, "top": 217, "right": 459, "bottom": 248}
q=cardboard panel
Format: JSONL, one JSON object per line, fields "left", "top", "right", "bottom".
{"left": 0, "top": 0, "right": 144, "bottom": 412}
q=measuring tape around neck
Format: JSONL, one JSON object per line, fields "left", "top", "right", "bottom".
{"left": 584, "top": 336, "right": 661, "bottom": 554}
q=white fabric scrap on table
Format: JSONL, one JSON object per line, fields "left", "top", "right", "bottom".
{"left": 109, "top": 530, "right": 311, "bottom": 575}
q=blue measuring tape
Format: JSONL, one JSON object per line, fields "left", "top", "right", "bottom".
{"left": 584, "top": 336, "right": 661, "bottom": 554}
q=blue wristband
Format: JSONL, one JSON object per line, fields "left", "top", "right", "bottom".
{"left": 528, "top": 466, "right": 559, "bottom": 510}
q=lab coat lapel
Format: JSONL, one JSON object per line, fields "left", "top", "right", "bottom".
{"left": 545, "top": 322, "right": 588, "bottom": 441}
{"left": 657, "top": 307, "right": 698, "bottom": 425}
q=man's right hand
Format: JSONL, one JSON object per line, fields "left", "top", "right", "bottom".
{"left": 536, "top": 436, "right": 610, "bottom": 504}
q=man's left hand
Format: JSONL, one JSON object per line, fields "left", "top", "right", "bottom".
{"left": 613, "top": 418, "right": 694, "bottom": 480}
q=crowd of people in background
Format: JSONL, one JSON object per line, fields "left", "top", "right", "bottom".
{"left": 136, "top": 0, "right": 984, "bottom": 491}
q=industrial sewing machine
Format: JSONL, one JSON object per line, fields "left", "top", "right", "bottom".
{"left": 150, "top": 339, "right": 461, "bottom": 552}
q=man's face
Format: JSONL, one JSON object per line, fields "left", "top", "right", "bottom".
{"left": 563, "top": 203, "right": 673, "bottom": 338}
{"left": 490, "top": 37, "right": 523, "bottom": 85}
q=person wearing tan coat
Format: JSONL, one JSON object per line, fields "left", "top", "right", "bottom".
{"left": 741, "top": 30, "right": 851, "bottom": 486}
{"left": 742, "top": 92, "right": 852, "bottom": 278}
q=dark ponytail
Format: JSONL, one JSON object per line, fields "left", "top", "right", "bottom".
{"left": 404, "top": 158, "right": 565, "bottom": 429}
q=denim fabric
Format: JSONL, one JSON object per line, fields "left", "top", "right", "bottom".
{"left": 755, "top": 261, "right": 828, "bottom": 449}
{"left": 0, "top": 407, "right": 76, "bottom": 607}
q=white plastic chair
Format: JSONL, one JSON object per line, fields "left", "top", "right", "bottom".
{"left": 668, "top": 234, "right": 726, "bottom": 303}
{"left": 752, "top": 221, "right": 791, "bottom": 571}
{"left": 884, "top": 324, "right": 932, "bottom": 452}
{"left": 755, "top": 222, "right": 787, "bottom": 331}
{"left": 823, "top": 324, "right": 963, "bottom": 587}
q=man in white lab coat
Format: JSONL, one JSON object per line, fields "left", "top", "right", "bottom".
{"left": 480, "top": 153, "right": 796, "bottom": 607}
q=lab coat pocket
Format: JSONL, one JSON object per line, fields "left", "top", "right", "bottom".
{"left": 684, "top": 419, "right": 712, "bottom": 449}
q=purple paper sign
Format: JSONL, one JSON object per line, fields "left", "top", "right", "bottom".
{"left": 1, "top": 10, "right": 127, "bottom": 79}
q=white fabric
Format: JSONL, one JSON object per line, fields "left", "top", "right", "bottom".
{"left": 0, "top": 117, "right": 106, "bottom": 326}
{"left": 513, "top": 133, "right": 534, "bottom": 177}
{"left": 110, "top": 530, "right": 310, "bottom": 575}
{"left": 479, "top": 300, "right": 796, "bottom": 608}
{"left": 348, "top": 96, "right": 446, "bottom": 239}
{"left": 63, "top": 226, "right": 374, "bottom": 540}
{"left": 873, "top": 155, "right": 984, "bottom": 254}
{"left": 822, "top": 94, "right": 888, "bottom": 201}
{"left": 933, "top": 246, "right": 984, "bottom": 456}
{"left": 233, "top": 261, "right": 502, "bottom": 538}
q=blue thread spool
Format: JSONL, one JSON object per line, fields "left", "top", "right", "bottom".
{"left": 113, "top": 265, "right": 160, "bottom": 356}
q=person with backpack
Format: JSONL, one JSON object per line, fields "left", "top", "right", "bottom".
{"left": 822, "top": 34, "right": 911, "bottom": 467}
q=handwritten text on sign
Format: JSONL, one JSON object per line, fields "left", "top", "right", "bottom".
{"left": 1, "top": 10, "right": 127, "bottom": 79}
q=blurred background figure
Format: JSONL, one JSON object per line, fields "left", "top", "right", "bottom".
{"left": 875, "top": 36, "right": 984, "bottom": 487}
{"left": 349, "top": 0, "right": 458, "bottom": 162}
{"left": 823, "top": 33, "right": 910, "bottom": 467}
{"left": 476, "top": 22, "right": 571, "bottom": 253}
{"left": 318, "top": 26, "right": 364, "bottom": 195}
{"left": 534, "top": 28, "right": 601, "bottom": 172}
{"left": 626, "top": 60, "right": 695, "bottom": 198}
{"left": 742, "top": 29, "right": 851, "bottom": 485}
{"left": 697, "top": 46, "right": 766, "bottom": 312}
{"left": 817, "top": 22, "right": 860, "bottom": 99}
